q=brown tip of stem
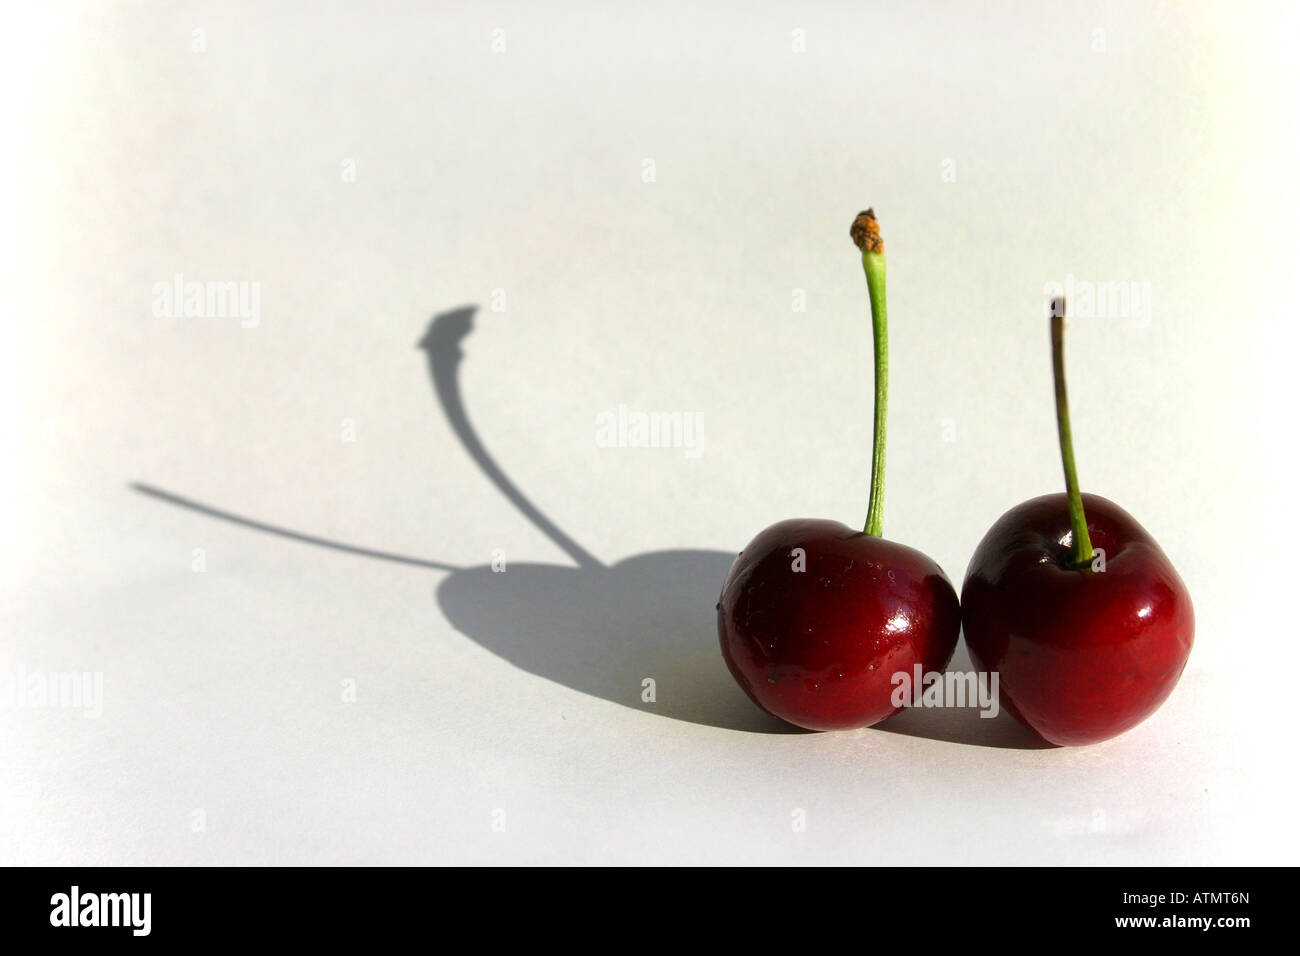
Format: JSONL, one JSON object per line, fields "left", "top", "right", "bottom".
{"left": 1050, "top": 296, "right": 1066, "bottom": 319}
{"left": 850, "top": 209, "right": 884, "bottom": 254}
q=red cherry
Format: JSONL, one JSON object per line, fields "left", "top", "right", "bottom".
{"left": 718, "top": 519, "right": 960, "bottom": 731}
{"left": 961, "top": 493, "right": 1193, "bottom": 746}
{"left": 717, "top": 211, "right": 960, "bottom": 731}
{"left": 961, "top": 297, "right": 1195, "bottom": 745}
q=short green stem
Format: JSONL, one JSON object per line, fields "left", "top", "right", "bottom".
{"left": 1050, "top": 298, "right": 1094, "bottom": 568}
{"left": 862, "top": 249, "right": 888, "bottom": 537}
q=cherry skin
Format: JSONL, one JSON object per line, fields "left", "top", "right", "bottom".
{"left": 961, "top": 492, "right": 1194, "bottom": 746}
{"left": 717, "top": 518, "right": 961, "bottom": 731}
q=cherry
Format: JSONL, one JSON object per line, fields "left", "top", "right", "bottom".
{"left": 961, "top": 299, "right": 1194, "bottom": 746}
{"left": 716, "top": 211, "right": 961, "bottom": 731}
{"left": 718, "top": 519, "right": 960, "bottom": 731}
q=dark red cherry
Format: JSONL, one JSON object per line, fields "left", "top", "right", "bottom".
{"left": 717, "top": 210, "right": 958, "bottom": 731}
{"left": 961, "top": 493, "right": 1193, "bottom": 746}
{"left": 718, "top": 518, "right": 960, "bottom": 731}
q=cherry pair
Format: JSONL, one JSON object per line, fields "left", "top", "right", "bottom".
{"left": 716, "top": 210, "right": 1193, "bottom": 745}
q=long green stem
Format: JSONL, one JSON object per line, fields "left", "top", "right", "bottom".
{"left": 851, "top": 210, "right": 888, "bottom": 537}
{"left": 1050, "top": 297, "right": 1094, "bottom": 567}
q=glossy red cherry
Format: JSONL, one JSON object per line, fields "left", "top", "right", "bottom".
{"left": 718, "top": 519, "right": 960, "bottom": 731}
{"left": 717, "top": 210, "right": 961, "bottom": 731}
{"left": 961, "top": 493, "right": 1193, "bottom": 746}
{"left": 961, "top": 298, "right": 1195, "bottom": 745}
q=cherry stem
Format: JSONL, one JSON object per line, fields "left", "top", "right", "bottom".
{"left": 1050, "top": 297, "right": 1094, "bottom": 568}
{"left": 852, "top": 210, "right": 888, "bottom": 537}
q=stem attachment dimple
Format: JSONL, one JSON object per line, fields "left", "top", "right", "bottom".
{"left": 851, "top": 210, "right": 888, "bottom": 538}
{"left": 1050, "top": 297, "right": 1094, "bottom": 568}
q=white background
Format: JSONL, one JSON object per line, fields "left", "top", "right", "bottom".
{"left": 3, "top": 1, "right": 1296, "bottom": 864}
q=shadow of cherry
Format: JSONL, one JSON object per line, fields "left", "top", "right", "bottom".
{"left": 435, "top": 551, "right": 799, "bottom": 732}
{"left": 414, "top": 306, "right": 795, "bottom": 732}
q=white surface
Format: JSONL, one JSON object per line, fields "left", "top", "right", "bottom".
{"left": 3, "top": 1, "right": 1297, "bottom": 865}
